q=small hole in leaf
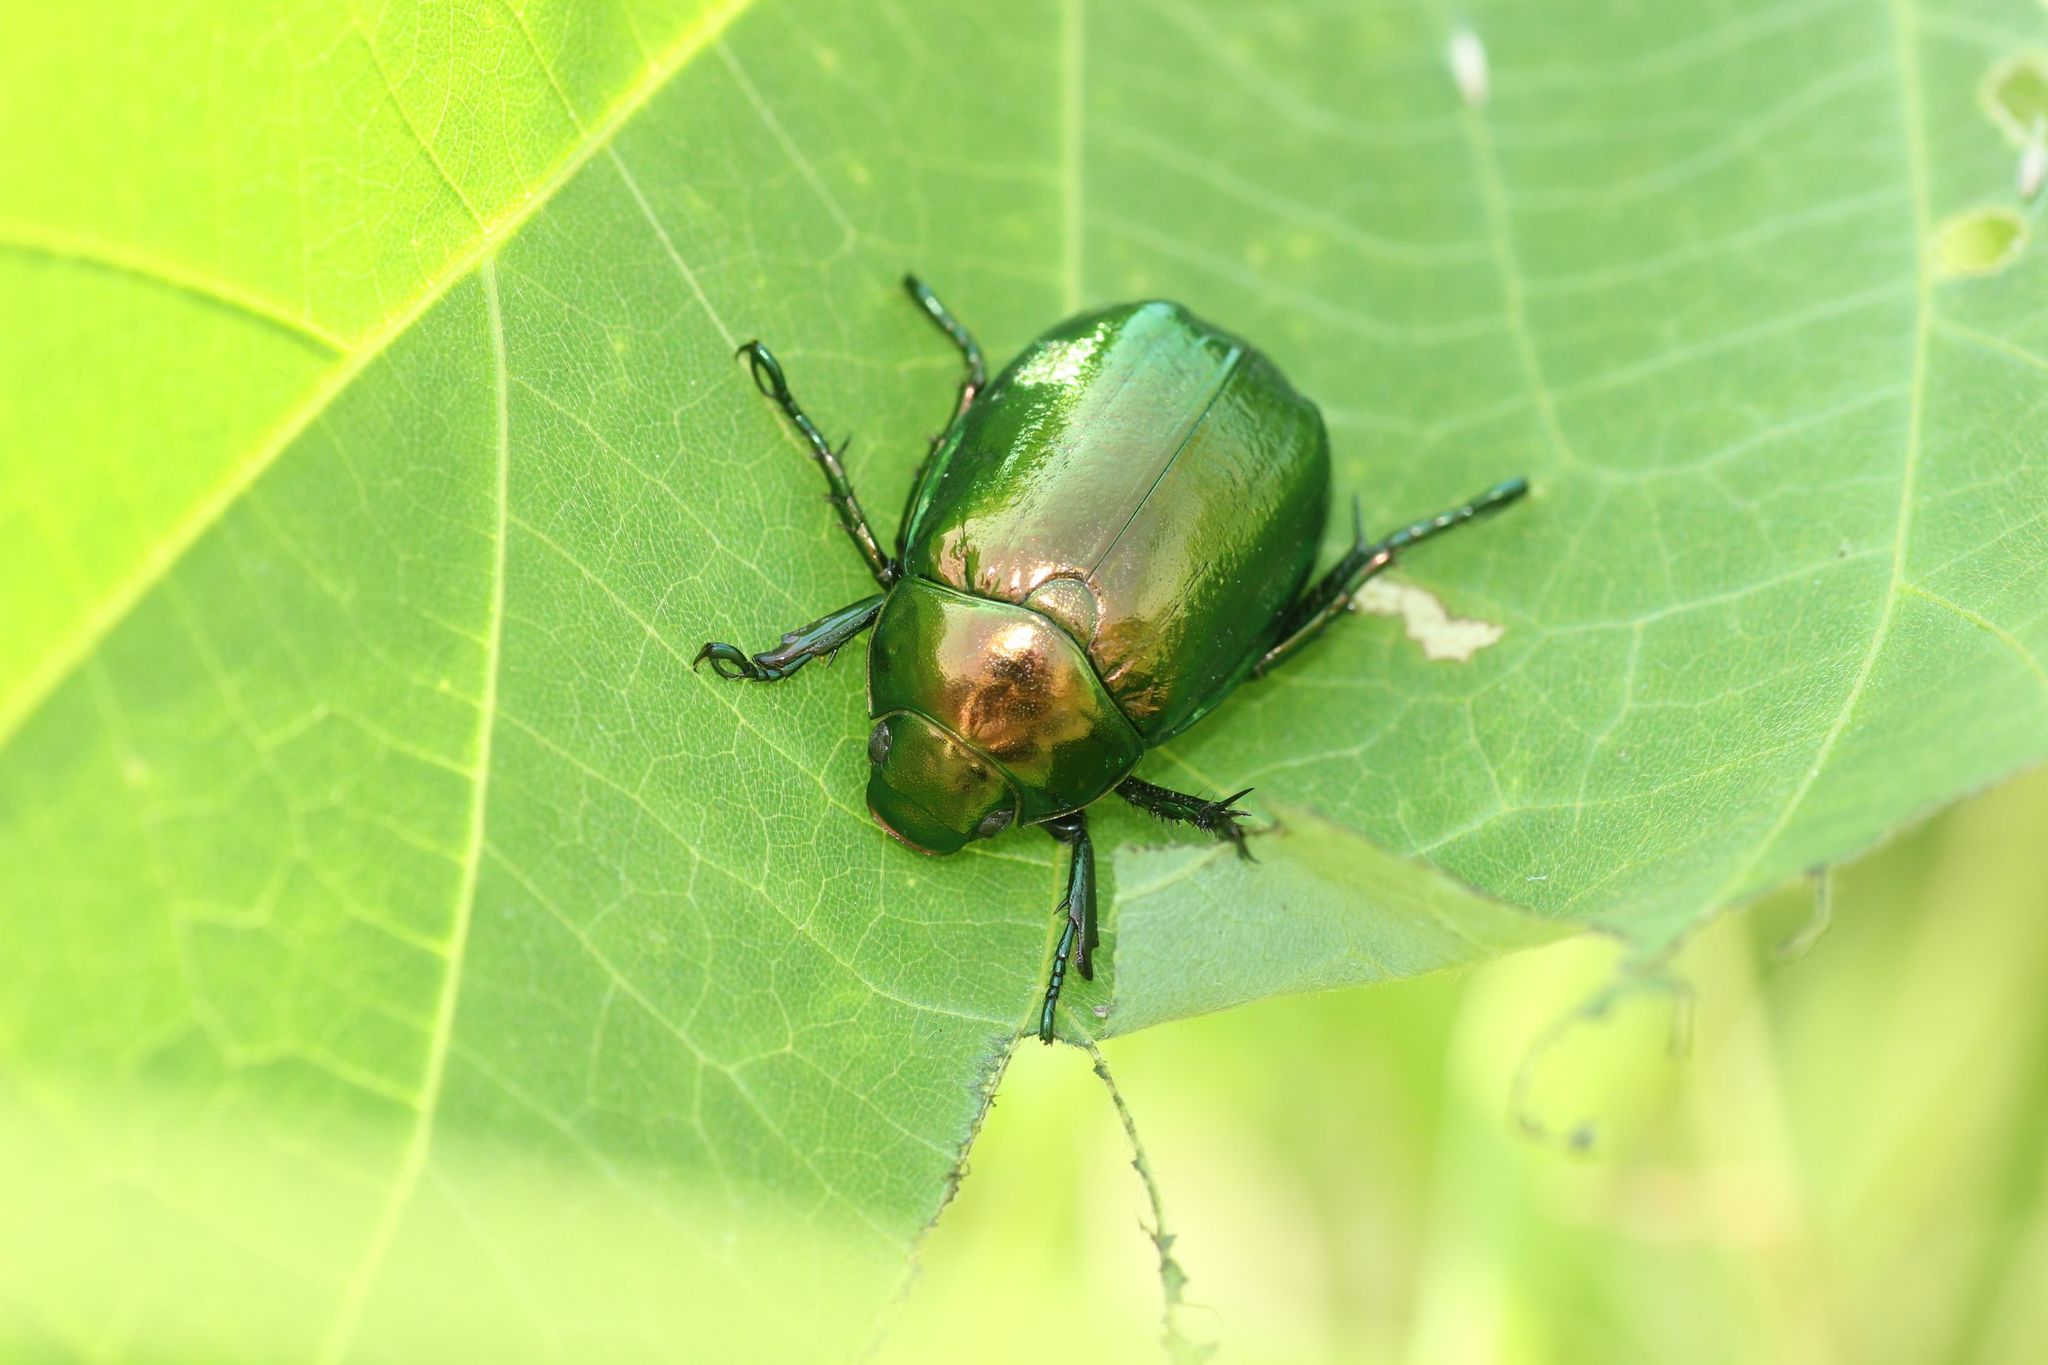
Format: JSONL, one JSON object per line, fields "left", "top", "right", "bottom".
{"left": 1982, "top": 53, "right": 2048, "bottom": 144}
{"left": 1934, "top": 207, "right": 2028, "bottom": 277}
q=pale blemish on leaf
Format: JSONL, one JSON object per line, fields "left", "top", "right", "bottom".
{"left": 1353, "top": 578, "right": 1505, "bottom": 662}
{"left": 1933, "top": 206, "right": 2028, "bottom": 277}
{"left": 1981, "top": 52, "right": 2048, "bottom": 145}
{"left": 1449, "top": 26, "right": 1488, "bottom": 107}
{"left": 1978, "top": 54, "right": 2048, "bottom": 196}
{"left": 2021, "top": 130, "right": 2046, "bottom": 200}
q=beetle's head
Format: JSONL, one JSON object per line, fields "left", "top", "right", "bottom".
{"left": 864, "top": 711, "right": 1017, "bottom": 856}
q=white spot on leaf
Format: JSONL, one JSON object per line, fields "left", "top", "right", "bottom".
{"left": 1353, "top": 579, "right": 1504, "bottom": 662}
{"left": 1449, "top": 27, "right": 1488, "bottom": 108}
{"left": 2021, "top": 114, "right": 2047, "bottom": 200}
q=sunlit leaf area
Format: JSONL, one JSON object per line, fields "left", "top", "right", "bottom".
{"left": 4, "top": 0, "right": 2046, "bottom": 1359}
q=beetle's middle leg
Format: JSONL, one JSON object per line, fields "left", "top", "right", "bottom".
{"left": 1037, "top": 810, "right": 1096, "bottom": 1044}
{"left": 694, "top": 593, "right": 885, "bottom": 683}
{"left": 1252, "top": 477, "right": 1528, "bottom": 678}
{"left": 1115, "top": 776, "right": 1255, "bottom": 860}
{"left": 738, "top": 341, "right": 898, "bottom": 587}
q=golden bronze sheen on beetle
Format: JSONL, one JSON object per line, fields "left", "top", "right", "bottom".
{"left": 696, "top": 276, "right": 1527, "bottom": 1042}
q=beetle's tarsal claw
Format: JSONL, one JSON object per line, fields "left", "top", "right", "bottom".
{"left": 693, "top": 641, "right": 769, "bottom": 681}
{"left": 738, "top": 340, "right": 787, "bottom": 401}
{"left": 1195, "top": 786, "right": 1256, "bottom": 859}
{"left": 1197, "top": 786, "right": 1254, "bottom": 822}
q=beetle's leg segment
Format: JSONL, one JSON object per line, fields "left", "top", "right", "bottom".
{"left": 738, "top": 341, "right": 898, "bottom": 588}
{"left": 903, "top": 274, "right": 986, "bottom": 424}
{"left": 895, "top": 276, "right": 988, "bottom": 559}
{"left": 1251, "top": 500, "right": 1391, "bottom": 679}
{"left": 1115, "top": 776, "right": 1256, "bottom": 861}
{"left": 694, "top": 594, "right": 886, "bottom": 683}
{"left": 1037, "top": 811, "right": 1096, "bottom": 1044}
{"left": 1252, "top": 477, "right": 1528, "bottom": 678}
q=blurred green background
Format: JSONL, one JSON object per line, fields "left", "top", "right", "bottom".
{"left": 880, "top": 766, "right": 2048, "bottom": 1365}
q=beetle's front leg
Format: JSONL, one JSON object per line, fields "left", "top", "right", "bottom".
{"left": 738, "top": 341, "right": 898, "bottom": 588}
{"left": 694, "top": 594, "right": 885, "bottom": 683}
{"left": 1037, "top": 811, "right": 1095, "bottom": 1044}
{"left": 895, "top": 275, "right": 987, "bottom": 560}
{"left": 904, "top": 274, "right": 987, "bottom": 425}
{"left": 1115, "top": 776, "right": 1255, "bottom": 860}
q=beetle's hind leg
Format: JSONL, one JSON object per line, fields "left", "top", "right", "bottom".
{"left": 694, "top": 593, "right": 885, "bottom": 683}
{"left": 1115, "top": 776, "right": 1256, "bottom": 860}
{"left": 1252, "top": 478, "right": 1528, "bottom": 678}
{"left": 738, "top": 341, "right": 898, "bottom": 588}
{"left": 1037, "top": 811, "right": 1096, "bottom": 1044}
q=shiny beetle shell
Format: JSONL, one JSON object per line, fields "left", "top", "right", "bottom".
{"left": 898, "top": 301, "right": 1331, "bottom": 744}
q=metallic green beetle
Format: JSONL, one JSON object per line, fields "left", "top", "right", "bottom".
{"left": 697, "top": 277, "right": 1526, "bottom": 1042}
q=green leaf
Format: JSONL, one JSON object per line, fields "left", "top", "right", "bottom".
{"left": 1108, "top": 805, "right": 1564, "bottom": 1036}
{"left": 5, "top": 0, "right": 2047, "bottom": 1357}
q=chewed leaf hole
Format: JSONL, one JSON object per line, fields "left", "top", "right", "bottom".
{"left": 1934, "top": 207, "right": 2028, "bottom": 277}
{"left": 1353, "top": 579, "right": 1504, "bottom": 661}
{"left": 1982, "top": 53, "right": 2048, "bottom": 144}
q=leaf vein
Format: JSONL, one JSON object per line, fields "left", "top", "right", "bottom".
{"left": 313, "top": 254, "right": 511, "bottom": 1364}
{"left": 1698, "top": 0, "right": 1932, "bottom": 912}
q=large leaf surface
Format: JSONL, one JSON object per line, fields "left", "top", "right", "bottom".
{"left": 5, "top": 0, "right": 2048, "bottom": 1357}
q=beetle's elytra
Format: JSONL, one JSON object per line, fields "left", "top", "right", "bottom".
{"left": 696, "top": 277, "right": 1527, "bottom": 1042}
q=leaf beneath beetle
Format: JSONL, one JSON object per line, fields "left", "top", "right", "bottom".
{"left": 1105, "top": 806, "right": 1564, "bottom": 1036}
{"left": 5, "top": 0, "right": 2048, "bottom": 1358}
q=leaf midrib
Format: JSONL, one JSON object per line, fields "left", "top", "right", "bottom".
{"left": 311, "top": 255, "right": 513, "bottom": 1365}
{"left": 0, "top": 0, "right": 760, "bottom": 753}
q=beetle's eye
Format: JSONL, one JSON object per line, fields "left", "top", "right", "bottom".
{"left": 867, "top": 720, "right": 892, "bottom": 766}
{"left": 975, "top": 806, "right": 1015, "bottom": 839}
